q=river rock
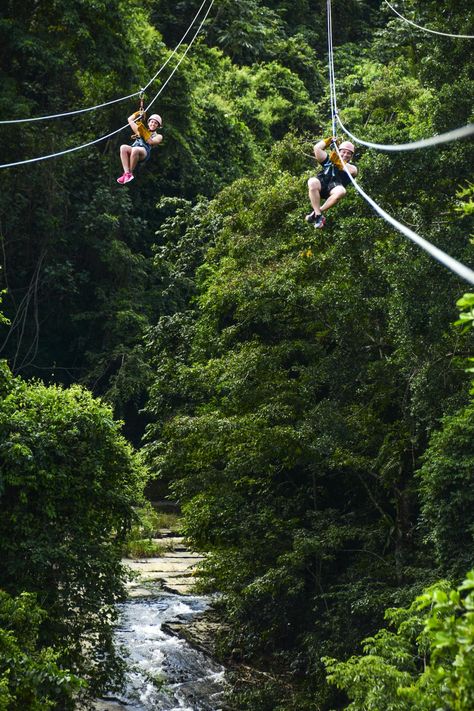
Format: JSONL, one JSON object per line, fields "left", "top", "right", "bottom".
{"left": 163, "top": 608, "right": 229, "bottom": 660}
{"left": 124, "top": 535, "right": 205, "bottom": 595}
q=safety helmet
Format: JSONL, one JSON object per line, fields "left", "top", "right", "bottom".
{"left": 339, "top": 140, "right": 355, "bottom": 154}
{"left": 148, "top": 114, "right": 162, "bottom": 127}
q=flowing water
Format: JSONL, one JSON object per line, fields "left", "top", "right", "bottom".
{"left": 100, "top": 591, "right": 227, "bottom": 711}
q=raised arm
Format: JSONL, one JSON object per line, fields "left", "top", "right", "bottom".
{"left": 313, "top": 136, "right": 336, "bottom": 163}
{"left": 127, "top": 112, "right": 141, "bottom": 135}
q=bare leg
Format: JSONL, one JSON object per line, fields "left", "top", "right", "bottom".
{"left": 308, "top": 177, "right": 322, "bottom": 215}
{"left": 129, "top": 147, "right": 147, "bottom": 174}
{"left": 321, "top": 185, "right": 347, "bottom": 213}
{"left": 120, "top": 145, "right": 132, "bottom": 173}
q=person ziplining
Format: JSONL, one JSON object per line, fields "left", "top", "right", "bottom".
{"left": 117, "top": 109, "right": 163, "bottom": 184}
{"left": 311, "top": 0, "right": 474, "bottom": 284}
{"left": 0, "top": 0, "right": 215, "bottom": 172}
{"left": 306, "top": 136, "right": 357, "bottom": 228}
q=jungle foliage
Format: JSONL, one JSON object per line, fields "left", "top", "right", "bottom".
{"left": 0, "top": 590, "right": 83, "bottom": 711}
{"left": 1, "top": 0, "right": 474, "bottom": 708}
{"left": 324, "top": 570, "right": 474, "bottom": 711}
{"left": 0, "top": 359, "right": 146, "bottom": 706}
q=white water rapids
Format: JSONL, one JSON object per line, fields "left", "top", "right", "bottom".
{"left": 100, "top": 592, "right": 227, "bottom": 711}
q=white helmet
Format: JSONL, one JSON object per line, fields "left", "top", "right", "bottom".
{"left": 148, "top": 114, "right": 162, "bottom": 127}
{"left": 339, "top": 140, "right": 355, "bottom": 154}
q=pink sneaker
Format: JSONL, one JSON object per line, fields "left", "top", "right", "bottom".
{"left": 117, "top": 173, "right": 126, "bottom": 184}
{"left": 123, "top": 172, "right": 134, "bottom": 184}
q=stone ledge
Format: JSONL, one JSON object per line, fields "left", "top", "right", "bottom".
{"left": 162, "top": 608, "right": 229, "bottom": 659}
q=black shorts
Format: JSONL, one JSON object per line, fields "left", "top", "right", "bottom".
{"left": 317, "top": 173, "right": 342, "bottom": 199}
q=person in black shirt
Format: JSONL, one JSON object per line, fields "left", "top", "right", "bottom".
{"left": 306, "top": 137, "right": 357, "bottom": 229}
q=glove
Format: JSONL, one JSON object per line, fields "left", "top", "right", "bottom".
{"left": 137, "top": 121, "right": 152, "bottom": 143}
{"left": 323, "top": 136, "right": 336, "bottom": 148}
{"left": 329, "top": 150, "right": 344, "bottom": 170}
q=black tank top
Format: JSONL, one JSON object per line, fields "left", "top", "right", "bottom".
{"left": 319, "top": 155, "right": 351, "bottom": 187}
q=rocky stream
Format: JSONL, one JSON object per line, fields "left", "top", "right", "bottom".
{"left": 94, "top": 534, "right": 228, "bottom": 711}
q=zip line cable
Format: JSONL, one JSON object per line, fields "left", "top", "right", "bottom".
{"left": 337, "top": 147, "right": 474, "bottom": 286}
{"left": 325, "top": 0, "right": 474, "bottom": 286}
{"left": 336, "top": 116, "right": 474, "bottom": 152}
{"left": 0, "top": 0, "right": 209, "bottom": 125}
{"left": 329, "top": 3, "right": 338, "bottom": 119}
{"left": 327, "top": 2, "right": 474, "bottom": 151}
{"left": 0, "top": 0, "right": 214, "bottom": 170}
{"left": 140, "top": 0, "right": 209, "bottom": 93}
{"left": 384, "top": 1, "right": 474, "bottom": 40}
{"left": 0, "top": 125, "right": 124, "bottom": 170}
{"left": 144, "top": 0, "right": 215, "bottom": 114}
{"left": 326, "top": 0, "right": 337, "bottom": 138}
{"left": 0, "top": 91, "right": 140, "bottom": 126}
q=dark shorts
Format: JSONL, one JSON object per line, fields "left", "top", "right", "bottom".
{"left": 132, "top": 138, "right": 151, "bottom": 163}
{"left": 317, "top": 173, "right": 343, "bottom": 199}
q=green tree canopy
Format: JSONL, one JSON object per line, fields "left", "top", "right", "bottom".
{"left": 0, "top": 361, "right": 146, "bottom": 701}
{"left": 324, "top": 569, "right": 474, "bottom": 710}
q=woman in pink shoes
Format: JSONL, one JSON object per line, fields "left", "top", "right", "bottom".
{"left": 117, "top": 111, "right": 163, "bottom": 184}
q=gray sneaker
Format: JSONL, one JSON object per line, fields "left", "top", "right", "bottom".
{"left": 305, "top": 210, "right": 317, "bottom": 223}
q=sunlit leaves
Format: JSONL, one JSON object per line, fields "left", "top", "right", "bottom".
{"left": 324, "top": 570, "right": 474, "bottom": 710}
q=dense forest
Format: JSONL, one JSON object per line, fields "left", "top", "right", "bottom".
{"left": 1, "top": 0, "right": 473, "bottom": 708}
